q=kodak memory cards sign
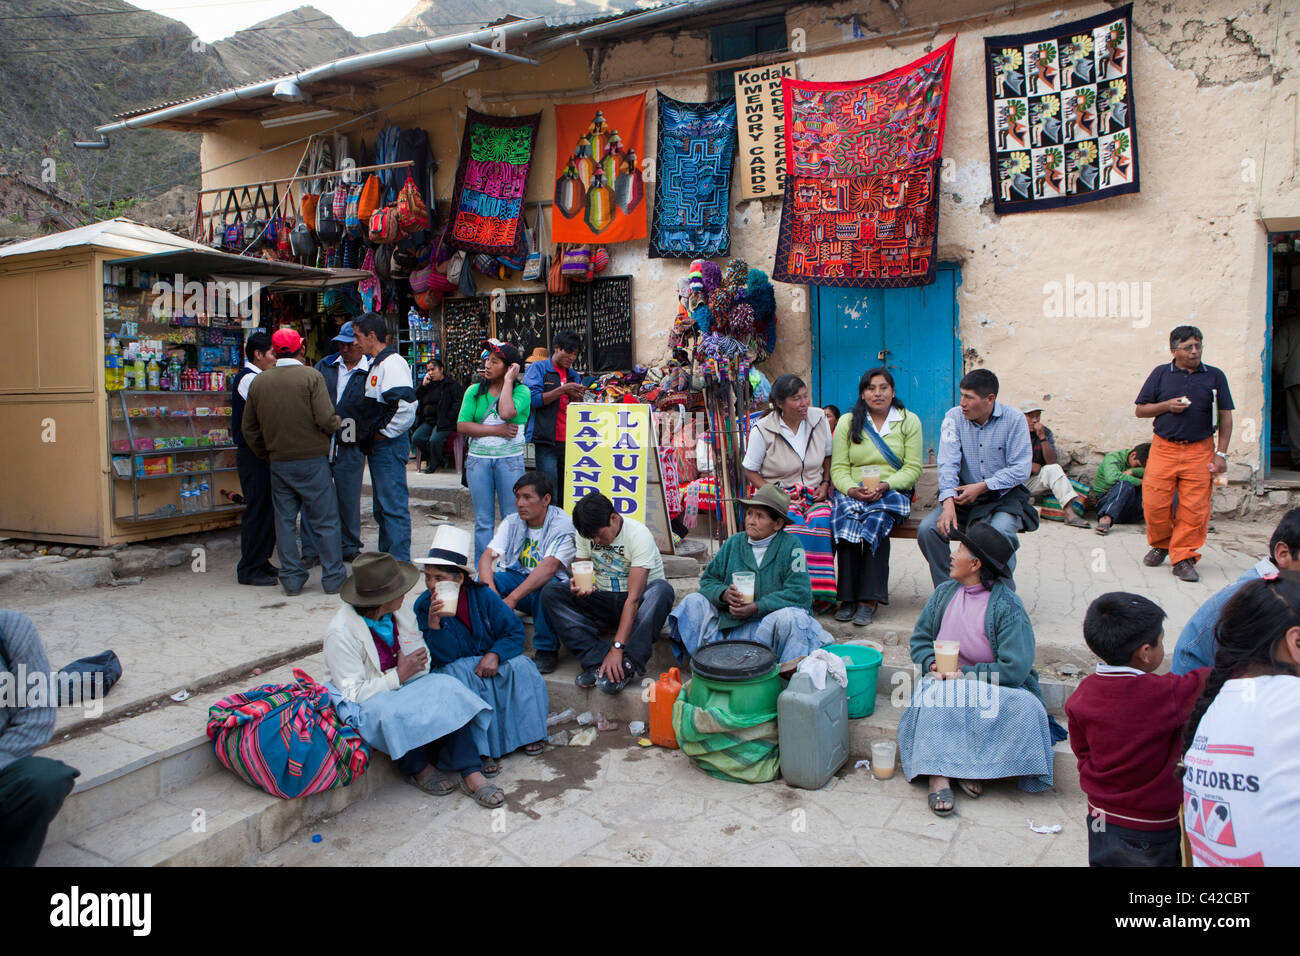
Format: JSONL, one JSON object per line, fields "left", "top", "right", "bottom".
{"left": 733, "top": 61, "right": 797, "bottom": 200}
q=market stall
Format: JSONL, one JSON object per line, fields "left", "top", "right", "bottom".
{"left": 0, "top": 219, "right": 366, "bottom": 546}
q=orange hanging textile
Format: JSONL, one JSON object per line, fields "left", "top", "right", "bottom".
{"left": 649, "top": 667, "right": 682, "bottom": 749}
{"left": 552, "top": 92, "right": 646, "bottom": 243}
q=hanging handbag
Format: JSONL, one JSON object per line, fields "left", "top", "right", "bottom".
{"left": 222, "top": 190, "right": 244, "bottom": 250}
{"left": 264, "top": 183, "right": 283, "bottom": 249}
{"left": 561, "top": 244, "right": 593, "bottom": 281}
{"left": 344, "top": 181, "right": 363, "bottom": 237}
{"left": 206, "top": 668, "right": 370, "bottom": 799}
{"left": 332, "top": 182, "right": 349, "bottom": 221}
{"left": 243, "top": 185, "right": 268, "bottom": 249}
{"left": 547, "top": 243, "right": 571, "bottom": 296}
{"left": 446, "top": 249, "right": 467, "bottom": 284}
{"left": 357, "top": 174, "right": 381, "bottom": 222}
{"left": 300, "top": 191, "right": 320, "bottom": 235}
{"left": 522, "top": 206, "right": 544, "bottom": 281}
{"left": 396, "top": 174, "right": 430, "bottom": 235}
{"left": 359, "top": 248, "right": 382, "bottom": 313}
{"left": 276, "top": 188, "right": 296, "bottom": 259}
{"left": 373, "top": 243, "right": 392, "bottom": 279}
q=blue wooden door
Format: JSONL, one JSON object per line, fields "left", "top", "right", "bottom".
{"left": 811, "top": 264, "right": 961, "bottom": 464}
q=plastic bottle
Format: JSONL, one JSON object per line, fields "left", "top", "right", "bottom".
{"left": 648, "top": 667, "right": 683, "bottom": 749}
{"left": 147, "top": 358, "right": 160, "bottom": 391}
{"left": 133, "top": 356, "right": 146, "bottom": 393}
{"left": 179, "top": 478, "right": 191, "bottom": 513}
{"left": 198, "top": 476, "right": 211, "bottom": 510}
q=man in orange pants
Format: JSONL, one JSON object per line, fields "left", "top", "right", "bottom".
{"left": 1134, "top": 326, "right": 1234, "bottom": 582}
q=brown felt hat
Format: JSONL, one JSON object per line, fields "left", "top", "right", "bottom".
{"left": 339, "top": 551, "right": 420, "bottom": 607}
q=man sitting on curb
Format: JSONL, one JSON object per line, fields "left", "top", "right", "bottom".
{"left": 478, "top": 471, "right": 577, "bottom": 675}
{"left": 1170, "top": 507, "right": 1300, "bottom": 674}
{"left": 1022, "top": 402, "right": 1090, "bottom": 529}
{"left": 1091, "top": 442, "right": 1150, "bottom": 536}
{"left": 0, "top": 610, "right": 79, "bottom": 866}
{"left": 669, "top": 485, "right": 833, "bottom": 666}
{"left": 541, "top": 493, "right": 675, "bottom": 695}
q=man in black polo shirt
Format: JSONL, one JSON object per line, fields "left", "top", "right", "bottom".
{"left": 1134, "top": 325, "right": 1234, "bottom": 582}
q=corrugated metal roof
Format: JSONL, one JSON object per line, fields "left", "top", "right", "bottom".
{"left": 112, "top": 3, "right": 681, "bottom": 121}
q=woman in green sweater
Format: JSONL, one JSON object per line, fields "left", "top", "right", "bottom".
{"left": 668, "top": 485, "right": 833, "bottom": 665}
{"left": 830, "top": 368, "right": 924, "bottom": 626}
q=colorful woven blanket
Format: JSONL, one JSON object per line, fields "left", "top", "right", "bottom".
{"left": 672, "top": 693, "right": 779, "bottom": 784}
{"left": 984, "top": 3, "right": 1139, "bottom": 213}
{"left": 448, "top": 109, "right": 541, "bottom": 255}
{"left": 649, "top": 94, "right": 737, "bottom": 258}
{"left": 773, "top": 39, "right": 955, "bottom": 288}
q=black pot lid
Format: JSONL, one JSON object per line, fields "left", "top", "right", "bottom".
{"left": 690, "top": 640, "right": 777, "bottom": 681}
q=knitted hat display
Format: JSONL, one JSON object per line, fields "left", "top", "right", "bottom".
{"left": 700, "top": 260, "right": 723, "bottom": 294}
{"left": 688, "top": 259, "right": 706, "bottom": 295}
{"left": 746, "top": 268, "right": 776, "bottom": 325}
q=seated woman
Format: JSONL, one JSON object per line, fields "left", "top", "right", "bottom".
{"left": 897, "top": 523, "right": 1056, "bottom": 816}
{"left": 322, "top": 551, "right": 502, "bottom": 807}
{"left": 413, "top": 525, "right": 549, "bottom": 773}
{"left": 742, "top": 374, "right": 835, "bottom": 611}
{"left": 1181, "top": 575, "right": 1300, "bottom": 866}
{"left": 669, "top": 485, "right": 833, "bottom": 665}
{"left": 830, "top": 368, "right": 923, "bottom": 626}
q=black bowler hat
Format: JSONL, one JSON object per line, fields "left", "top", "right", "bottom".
{"left": 949, "top": 522, "right": 1014, "bottom": 579}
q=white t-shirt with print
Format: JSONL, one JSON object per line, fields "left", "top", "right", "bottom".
{"left": 575, "top": 515, "right": 664, "bottom": 592}
{"left": 1182, "top": 675, "right": 1300, "bottom": 867}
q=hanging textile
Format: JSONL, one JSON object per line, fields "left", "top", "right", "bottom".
{"left": 448, "top": 109, "right": 541, "bottom": 255}
{"left": 552, "top": 92, "right": 647, "bottom": 244}
{"left": 772, "top": 39, "right": 955, "bottom": 289}
{"left": 984, "top": 3, "right": 1138, "bottom": 213}
{"left": 649, "top": 94, "right": 738, "bottom": 259}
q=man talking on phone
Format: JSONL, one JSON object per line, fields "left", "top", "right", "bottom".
{"left": 1134, "top": 326, "right": 1234, "bottom": 582}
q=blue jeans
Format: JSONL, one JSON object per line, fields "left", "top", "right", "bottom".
{"left": 411, "top": 423, "right": 454, "bottom": 470}
{"left": 302, "top": 443, "right": 365, "bottom": 561}
{"left": 494, "top": 568, "right": 560, "bottom": 653}
{"left": 368, "top": 436, "right": 411, "bottom": 562}
{"left": 466, "top": 454, "right": 525, "bottom": 568}
{"left": 917, "top": 505, "right": 1021, "bottom": 590}
{"left": 533, "top": 442, "right": 565, "bottom": 505}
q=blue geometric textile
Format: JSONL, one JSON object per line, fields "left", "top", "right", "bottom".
{"left": 649, "top": 94, "right": 737, "bottom": 258}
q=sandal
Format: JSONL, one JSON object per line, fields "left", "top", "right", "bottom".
{"left": 524, "top": 740, "right": 545, "bottom": 756}
{"left": 480, "top": 757, "right": 500, "bottom": 778}
{"left": 1095, "top": 518, "right": 1112, "bottom": 536}
{"left": 407, "top": 770, "right": 457, "bottom": 796}
{"left": 957, "top": 779, "right": 983, "bottom": 799}
{"left": 928, "top": 788, "right": 955, "bottom": 816}
{"left": 460, "top": 777, "right": 506, "bottom": 809}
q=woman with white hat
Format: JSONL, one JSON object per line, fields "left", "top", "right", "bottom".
{"left": 413, "top": 525, "right": 549, "bottom": 778}
{"left": 322, "top": 551, "right": 502, "bottom": 806}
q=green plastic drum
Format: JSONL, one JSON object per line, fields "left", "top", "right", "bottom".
{"left": 687, "top": 641, "right": 781, "bottom": 716}
{"left": 827, "top": 643, "right": 883, "bottom": 718}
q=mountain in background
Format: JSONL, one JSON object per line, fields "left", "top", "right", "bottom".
{"left": 0, "top": 0, "right": 641, "bottom": 228}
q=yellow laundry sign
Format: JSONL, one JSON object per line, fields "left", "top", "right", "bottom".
{"left": 563, "top": 403, "right": 650, "bottom": 519}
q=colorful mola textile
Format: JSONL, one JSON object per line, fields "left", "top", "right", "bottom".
{"left": 649, "top": 93, "right": 737, "bottom": 258}
{"left": 553, "top": 92, "right": 647, "bottom": 243}
{"left": 448, "top": 109, "right": 541, "bottom": 255}
{"left": 985, "top": 4, "right": 1139, "bottom": 213}
{"left": 773, "top": 39, "right": 955, "bottom": 289}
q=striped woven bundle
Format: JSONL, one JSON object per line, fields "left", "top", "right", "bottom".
{"left": 206, "top": 668, "right": 370, "bottom": 799}
{"left": 671, "top": 695, "right": 780, "bottom": 784}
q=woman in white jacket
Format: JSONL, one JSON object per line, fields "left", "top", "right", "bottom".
{"left": 323, "top": 551, "right": 503, "bottom": 807}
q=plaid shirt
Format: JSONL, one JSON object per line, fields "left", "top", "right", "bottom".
{"left": 937, "top": 402, "right": 1033, "bottom": 502}
{"left": 0, "top": 610, "right": 56, "bottom": 771}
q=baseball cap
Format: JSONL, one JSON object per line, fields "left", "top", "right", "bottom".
{"left": 271, "top": 328, "right": 304, "bottom": 356}
{"left": 483, "top": 338, "right": 523, "bottom": 369}
{"left": 331, "top": 321, "right": 356, "bottom": 344}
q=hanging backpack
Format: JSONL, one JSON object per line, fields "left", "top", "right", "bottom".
{"left": 300, "top": 191, "right": 320, "bottom": 235}
{"left": 331, "top": 183, "right": 349, "bottom": 222}
{"left": 396, "top": 175, "right": 430, "bottom": 235}
{"left": 316, "top": 184, "right": 344, "bottom": 245}
{"left": 344, "top": 182, "right": 363, "bottom": 237}
{"left": 206, "top": 669, "right": 370, "bottom": 799}
{"left": 369, "top": 205, "right": 400, "bottom": 244}
{"left": 222, "top": 190, "right": 245, "bottom": 250}
{"left": 357, "top": 175, "right": 381, "bottom": 223}
{"left": 242, "top": 185, "right": 268, "bottom": 249}
{"left": 373, "top": 243, "right": 393, "bottom": 280}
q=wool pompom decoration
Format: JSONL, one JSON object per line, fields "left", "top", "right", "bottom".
{"left": 746, "top": 269, "right": 776, "bottom": 324}
{"left": 691, "top": 303, "right": 712, "bottom": 333}
{"left": 729, "top": 301, "right": 756, "bottom": 336}
{"left": 722, "top": 259, "right": 749, "bottom": 292}
{"left": 707, "top": 288, "right": 733, "bottom": 331}
{"left": 700, "top": 260, "right": 723, "bottom": 294}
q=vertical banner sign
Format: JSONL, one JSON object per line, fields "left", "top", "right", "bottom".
{"left": 564, "top": 403, "right": 651, "bottom": 519}
{"left": 733, "top": 61, "right": 797, "bottom": 200}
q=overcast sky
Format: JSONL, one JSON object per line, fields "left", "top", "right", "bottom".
{"left": 125, "top": 0, "right": 423, "bottom": 42}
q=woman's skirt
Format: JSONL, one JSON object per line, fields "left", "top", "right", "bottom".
{"left": 327, "top": 673, "right": 491, "bottom": 760}
{"left": 437, "top": 655, "right": 549, "bottom": 758}
{"left": 783, "top": 484, "right": 836, "bottom": 611}
{"left": 897, "top": 676, "right": 1054, "bottom": 792}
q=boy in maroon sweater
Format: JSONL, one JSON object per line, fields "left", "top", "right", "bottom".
{"left": 1067, "top": 592, "right": 1208, "bottom": 866}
